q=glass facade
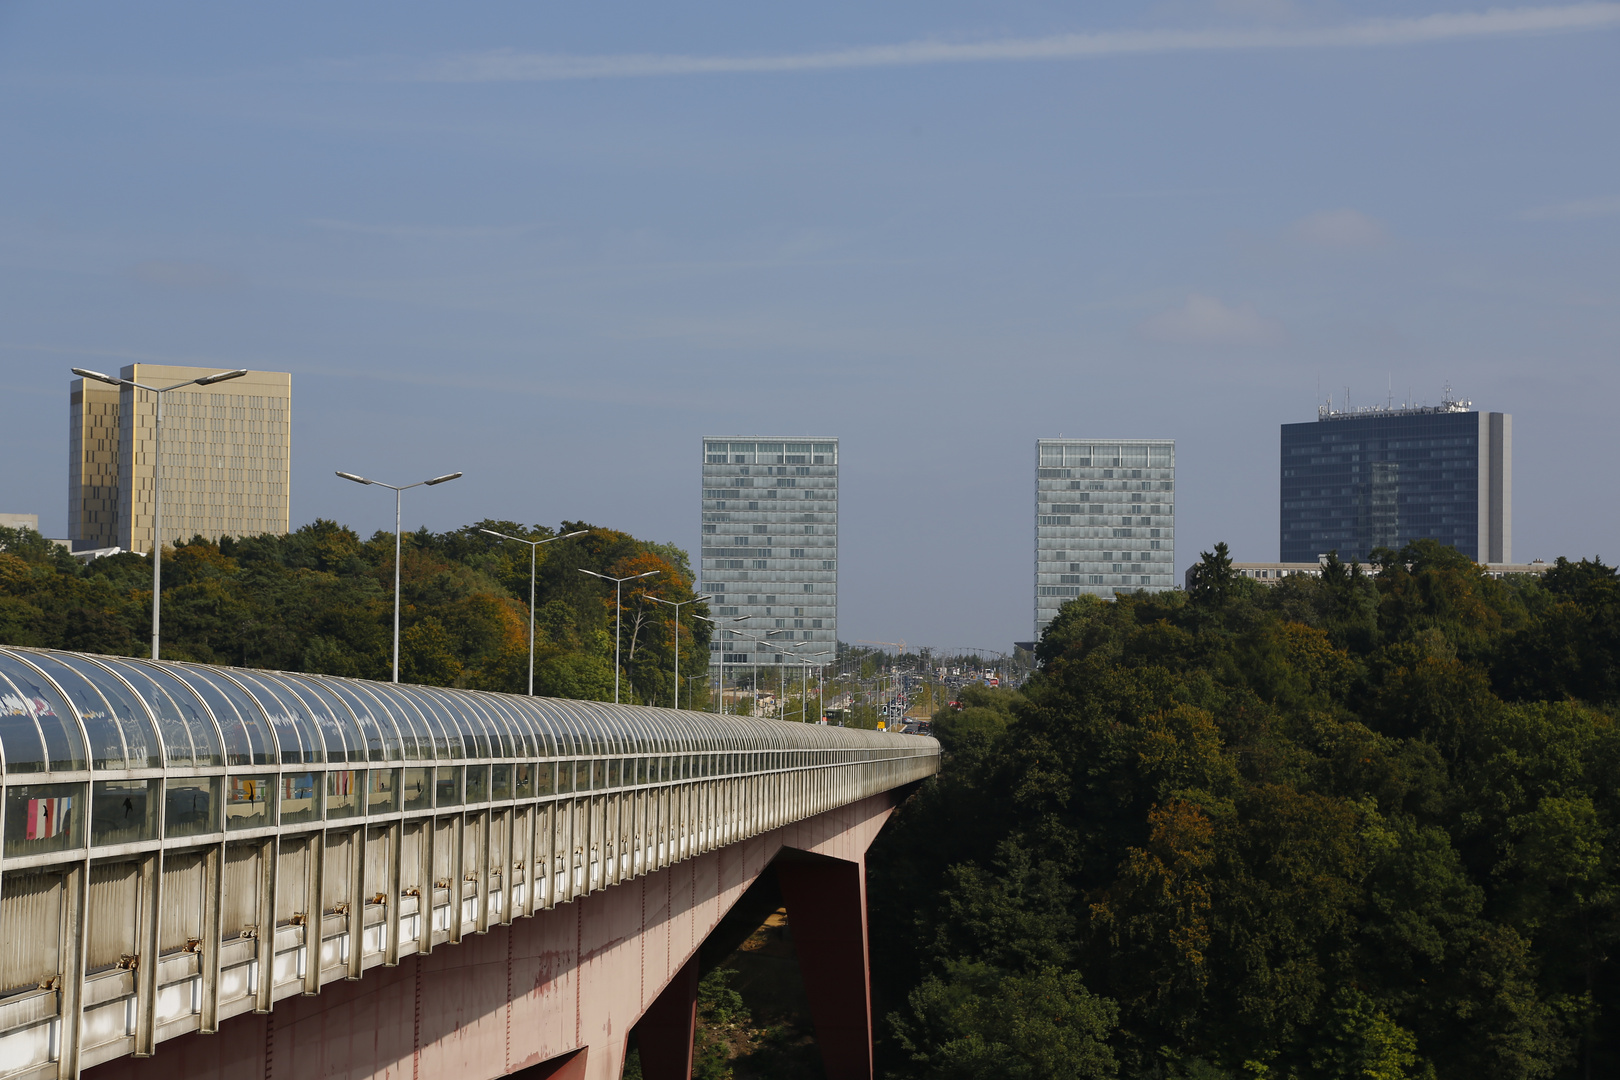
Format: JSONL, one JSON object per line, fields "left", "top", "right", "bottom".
{"left": 700, "top": 437, "right": 837, "bottom": 683}
{"left": 1035, "top": 439, "right": 1176, "bottom": 636}
{"left": 1280, "top": 406, "right": 1512, "bottom": 564}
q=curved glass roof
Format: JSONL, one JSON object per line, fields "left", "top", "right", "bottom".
{"left": 0, "top": 647, "right": 930, "bottom": 775}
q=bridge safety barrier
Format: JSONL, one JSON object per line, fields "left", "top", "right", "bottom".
{"left": 0, "top": 646, "right": 940, "bottom": 1079}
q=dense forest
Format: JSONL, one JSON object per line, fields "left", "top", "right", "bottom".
{"left": 8, "top": 521, "right": 1620, "bottom": 1078}
{"left": 0, "top": 520, "right": 711, "bottom": 706}
{"left": 870, "top": 541, "right": 1620, "bottom": 1080}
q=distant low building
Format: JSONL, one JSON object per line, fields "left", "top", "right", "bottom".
{"left": 1184, "top": 556, "right": 1550, "bottom": 590}
{"left": 70, "top": 546, "right": 124, "bottom": 561}
{"left": 0, "top": 514, "right": 71, "bottom": 552}
{"left": 1479, "top": 561, "right": 1551, "bottom": 580}
{"left": 1184, "top": 561, "right": 1324, "bottom": 591}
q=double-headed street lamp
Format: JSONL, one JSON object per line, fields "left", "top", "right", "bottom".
{"left": 479, "top": 528, "right": 588, "bottom": 695}
{"left": 578, "top": 568, "right": 660, "bottom": 704}
{"left": 695, "top": 613, "right": 751, "bottom": 713}
{"left": 772, "top": 638, "right": 830, "bottom": 723}
{"left": 762, "top": 629, "right": 804, "bottom": 719}
{"left": 794, "top": 650, "right": 832, "bottom": 723}
{"left": 72, "top": 366, "right": 248, "bottom": 660}
{"left": 642, "top": 592, "right": 712, "bottom": 709}
{"left": 735, "top": 628, "right": 810, "bottom": 719}
{"left": 336, "top": 470, "right": 462, "bottom": 682}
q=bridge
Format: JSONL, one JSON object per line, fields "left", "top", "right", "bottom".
{"left": 0, "top": 646, "right": 940, "bottom": 1080}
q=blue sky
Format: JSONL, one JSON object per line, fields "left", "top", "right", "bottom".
{"left": 2, "top": 1, "right": 1617, "bottom": 650}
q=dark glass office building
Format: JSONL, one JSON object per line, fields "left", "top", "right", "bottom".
{"left": 1280, "top": 400, "right": 1511, "bottom": 564}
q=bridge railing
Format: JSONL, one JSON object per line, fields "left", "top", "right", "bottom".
{"left": 0, "top": 647, "right": 939, "bottom": 1080}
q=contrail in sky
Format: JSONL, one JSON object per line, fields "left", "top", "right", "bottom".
{"left": 418, "top": 4, "right": 1620, "bottom": 82}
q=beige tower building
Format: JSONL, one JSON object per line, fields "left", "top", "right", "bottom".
{"left": 68, "top": 379, "right": 122, "bottom": 548}
{"left": 71, "top": 365, "right": 292, "bottom": 553}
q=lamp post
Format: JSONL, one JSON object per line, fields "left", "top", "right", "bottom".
{"left": 72, "top": 366, "right": 248, "bottom": 660}
{"left": 694, "top": 614, "right": 751, "bottom": 713}
{"left": 735, "top": 629, "right": 794, "bottom": 715}
{"left": 336, "top": 470, "right": 463, "bottom": 682}
{"left": 746, "top": 629, "right": 809, "bottom": 719}
{"left": 684, "top": 673, "right": 707, "bottom": 710}
{"left": 642, "top": 593, "right": 712, "bottom": 709}
{"left": 762, "top": 629, "right": 799, "bottom": 719}
{"left": 578, "top": 568, "right": 660, "bottom": 704}
{"left": 795, "top": 651, "right": 831, "bottom": 723}
{"left": 479, "top": 528, "right": 588, "bottom": 695}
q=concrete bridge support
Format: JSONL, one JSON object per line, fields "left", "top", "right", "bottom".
{"left": 82, "top": 793, "right": 897, "bottom": 1080}
{"left": 778, "top": 855, "right": 875, "bottom": 1080}
{"left": 634, "top": 957, "right": 697, "bottom": 1080}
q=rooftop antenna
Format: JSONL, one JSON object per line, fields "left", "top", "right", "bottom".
{"left": 1387, "top": 373, "right": 1392, "bottom": 409}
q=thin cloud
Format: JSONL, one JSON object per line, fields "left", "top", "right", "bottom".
{"left": 1291, "top": 208, "right": 1390, "bottom": 249}
{"left": 1523, "top": 194, "right": 1620, "bottom": 220}
{"left": 1142, "top": 294, "right": 1286, "bottom": 346}
{"left": 128, "top": 260, "right": 241, "bottom": 289}
{"left": 408, "top": 4, "right": 1620, "bottom": 82}
{"left": 309, "top": 219, "right": 537, "bottom": 240}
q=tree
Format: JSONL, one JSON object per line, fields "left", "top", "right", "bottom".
{"left": 892, "top": 964, "right": 1119, "bottom": 1080}
{"left": 1188, "top": 542, "right": 1238, "bottom": 607}
{"left": 871, "top": 539, "right": 1601, "bottom": 1080}
{"left": 0, "top": 518, "right": 698, "bottom": 705}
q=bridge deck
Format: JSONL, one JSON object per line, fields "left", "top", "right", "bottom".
{"left": 0, "top": 647, "right": 939, "bottom": 1079}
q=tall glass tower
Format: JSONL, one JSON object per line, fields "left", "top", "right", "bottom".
{"left": 1035, "top": 439, "right": 1176, "bottom": 637}
{"left": 700, "top": 437, "right": 838, "bottom": 692}
{"left": 1280, "top": 397, "right": 1511, "bottom": 563}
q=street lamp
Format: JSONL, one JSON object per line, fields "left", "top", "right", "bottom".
{"left": 794, "top": 651, "right": 831, "bottom": 723}
{"left": 642, "top": 593, "right": 712, "bottom": 709}
{"left": 336, "top": 470, "right": 463, "bottom": 682}
{"left": 479, "top": 528, "right": 588, "bottom": 695}
{"left": 578, "top": 568, "right": 660, "bottom": 704}
{"left": 731, "top": 629, "right": 808, "bottom": 720}
{"left": 72, "top": 366, "right": 248, "bottom": 660}
{"left": 684, "top": 673, "right": 707, "bottom": 710}
{"left": 762, "top": 629, "right": 804, "bottom": 719}
{"left": 694, "top": 613, "right": 751, "bottom": 713}
{"left": 723, "top": 625, "right": 782, "bottom": 715}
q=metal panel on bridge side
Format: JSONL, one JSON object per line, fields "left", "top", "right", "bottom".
{"left": 81, "top": 792, "right": 900, "bottom": 1080}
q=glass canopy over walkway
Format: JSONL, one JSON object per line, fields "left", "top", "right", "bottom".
{"left": 0, "top": 646, "right": 939, "bottom": 1080}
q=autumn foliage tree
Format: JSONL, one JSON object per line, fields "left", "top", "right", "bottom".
{"left": 0, "top": 518, "right": 709, "bottom": 704}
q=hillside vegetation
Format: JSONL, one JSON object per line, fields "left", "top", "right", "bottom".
{"left": 871, "top": 541, "right": 1620, "bottom": 1080}
{"left": 0, "top": 520, "right": 710, "bottom": 705}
